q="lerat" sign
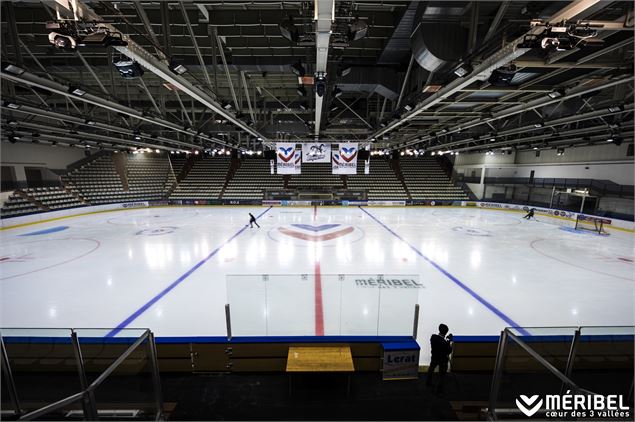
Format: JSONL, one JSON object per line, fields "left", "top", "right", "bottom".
{"left": 382, "top": 342, "right": 420, "bottom": 380}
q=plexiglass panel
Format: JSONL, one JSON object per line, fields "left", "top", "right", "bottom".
{"left": 226, "top": 274, "right": 420, "bottom": 336}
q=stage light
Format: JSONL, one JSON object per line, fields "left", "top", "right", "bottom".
{"left": 6, "top": 102, "right": 20, "bottom": 109}
{"left": 338, "top": 66, "right": 352, "bottom": 77}
{"left": 315, "top": 73, "right": 326, "bottom": 97}
{"left": 608, "top": 105, "right": 623, "bottom": 113}
{"left": 556, "top": 148, "right": 565, "bottom": 156}
{"left": 332, "top": 87, "right": 343, "bottom": 98}
{"left": 221, "top": 101, "right": 233, "bottom": 110}
{"left": 533, "top": 122, "right": 544, "bottom": 128}
{"left": 488, "top": 64, "right": 517, "bottom": 87}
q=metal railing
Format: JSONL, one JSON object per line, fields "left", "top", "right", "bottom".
{"left": 0, "top": 328, "right": 164, "bottom": 421}
{"left": 458, "top": 176, "right": 634, "bottom": 197}
{"left": 488, "top": 326, "right": 635, "bottom": 420}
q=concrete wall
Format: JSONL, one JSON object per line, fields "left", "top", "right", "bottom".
{"left": 1, "top": 142, "right": 85, "bottom": 183}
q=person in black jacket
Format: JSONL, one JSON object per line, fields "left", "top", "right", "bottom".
{"left": 523, "top": 208, "right": 536, "bottom": 220}
{"left": 426, "top": 323, "right": 453, "bottom": 395}
{"left": 249, "top": 212, "right": 260, "bottom": 228}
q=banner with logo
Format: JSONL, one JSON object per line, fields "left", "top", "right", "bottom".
{"left": 332, "top": 143, "right": 358, "bottom": 174}
{"left": 382, "top": 344, "right": 420, "bottom": 380}
{"left": 276, "top": 143, "right": 300, "bottom": 174}
{"left": 302, "top": 143, "right": 331, "bottom": 163}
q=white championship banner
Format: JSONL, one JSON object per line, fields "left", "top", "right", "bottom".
{"left": 276, "top": 143, "right": 300, "bottom": 174}
{"left": 332, "top": 143, "right": 358, "bottom": 174}
{"left": 302, "top": 143, "right": 331, "bottom": 163}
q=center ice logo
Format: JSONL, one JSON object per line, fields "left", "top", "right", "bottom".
{"left": 277, "top": 146, "right": 295, "bottom": 162}
{"left": 278, "top": 223, "right": 354, "bottom": 242}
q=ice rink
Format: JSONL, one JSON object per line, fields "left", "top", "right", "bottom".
{"left": 1, "top": 206, "right": 633, "bottom": 359}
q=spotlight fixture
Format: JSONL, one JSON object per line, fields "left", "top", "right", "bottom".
{"left": 338, "top": 66, "right": 352, "bottom": 77}
{"left": 279, "top": 19, "right": 299, "bottom": 43}
{"left": 5, "top": 102, "right": 20, "bottom": 109}
{"left": 347, "top": 18, "right": 368, "bottom": 42}
{"left": 291, "top": 61, "right": 306, "bottom": 77}
{"left": 533, "top": 122, "right": 544, "bottom": 128}
{"left": 332, "top": 87, "right": 343, "bottom": 98}
{"left": 69, "top": 86, "right": 86, "bottom": 96}
{"left": 169, "top": 57, "right": 188, "bottom": 75}
{"left": 454, "top": 64, "right": 472, "bottom": 78}
{"left": 608, "top": 105, "right": 623, "bottom": 113}
{"left": 3, "top": 63, "right": 25, "bottom": 75}
{"left": 297, "top": 86, "right": 307, "bottom": 97}
{"left": 115, "top": 60, "right": 144, "bottom": 79}
{"left": 8, "top": 133, "right": 19, "bottom": 143}
{"left": 548, "top": 88, "right": 566, "bottom": 99}
{"left": 133, "top": 131, "right": 142, "bottom": 140}
{"left": 403, "top": 103, "right": 413, "bottom": 112}
{"left": 556, "top": 147, "right": 565, "bottom": 156}
{"left": 488, "top": 64, "right": 517, "bottom": 87}
{"left": 221, "top": 101, "right": 233, "bottom": 110}
{"left": 85, "top": 119, "right": 96, "bottom": 125}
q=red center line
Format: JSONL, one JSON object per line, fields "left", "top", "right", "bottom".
{"left": 313, "top": 204, "right": 324, "bottom": 336}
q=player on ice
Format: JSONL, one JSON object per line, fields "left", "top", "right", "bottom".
{"left": 249, "top": 212, "right": 260, "bottom": 228}
{"left": 523, "top": 208, "right": 536, "bottom": 220}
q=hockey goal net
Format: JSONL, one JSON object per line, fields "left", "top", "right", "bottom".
{"left": 575, "top": 214, "right": 610, "bottom": 235}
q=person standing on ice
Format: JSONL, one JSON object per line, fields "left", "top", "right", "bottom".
{"left": 249, "top": 212, "right": 260, "bottom": 228}
{"left": 523, "top": 208, "right": 536, "bottom": 220}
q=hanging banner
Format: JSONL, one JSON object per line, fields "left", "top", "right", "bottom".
{"left": 332, "top": 143, "right": 358, "bottom": 174}
{"left": 276, "top": 143, "right": 298, "bottom": 174}
{"left": 364, "top": 159, "right": 370, "bottom": 175}
{"left": 302, "top": 143, "right": 331, "bottom": 163}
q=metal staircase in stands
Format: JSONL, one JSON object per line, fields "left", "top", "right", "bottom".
{"left": 219, "top": 159, "right": 241, "bottom": 198}
{"left": 390, "top": 159, "right": 412, "bottom": 200}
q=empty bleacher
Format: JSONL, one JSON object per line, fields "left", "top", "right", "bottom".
{"left": 347, "top": 158, "right": 408, "bottom": 200}
{"left": 400, "top": 157, "right": 469, "bottom": 200}
{"left": 126, "top": 155, "right": 171, "bottom": 201}
{"left": 64, "top": 154, "right": 170, "bottom": 205}
{"left": 23, "top": 187, "right": 85, "bottom": 211}
{"left": 288, "top": 163, "right": 344, "bottom": 190}
{"left": 223, "top": 158, "right": 284, "bottom": 199}
{"left": 0, "top": 192, "right": 40, "bottom": 218}
{"left": 169, "top": 157, "right": 229, "bottom": 200}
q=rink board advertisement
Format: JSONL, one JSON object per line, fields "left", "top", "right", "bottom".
{"left": 332, "top": 143, "right": 358, "bottom": 174}
{"left": 382, "top": 346, "right": 420, "bottom": 380}
{"left": 302, "top": 143, "right": 331, "bottom": 163}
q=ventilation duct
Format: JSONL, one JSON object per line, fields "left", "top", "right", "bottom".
{"left": 410, "top": 3, "right": 468, "bottom": 72}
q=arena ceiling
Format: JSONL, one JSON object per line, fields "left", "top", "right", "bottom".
{"left": 1, "top": 0, "right": 633, "bottom": 154}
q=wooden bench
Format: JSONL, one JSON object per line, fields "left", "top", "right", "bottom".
{"left": 286, "top": 346, "right": 355, "bottom": 396}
